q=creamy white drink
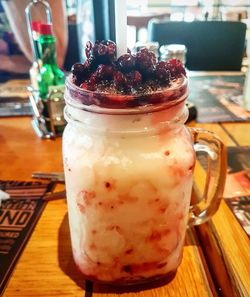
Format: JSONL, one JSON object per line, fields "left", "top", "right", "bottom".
{"left": 63, "top": 80, "right": 195, "bottom": 283}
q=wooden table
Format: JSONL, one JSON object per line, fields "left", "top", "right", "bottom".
{"left": 0, "top": 115, "right": 249, "bottom": 296}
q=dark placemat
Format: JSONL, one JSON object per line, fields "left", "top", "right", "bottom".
{"left": 224, "top": 147, "right": 250, "bottom": 237}
{"left": 0, "top": 79, "right": 32, "bottom": 117}
{"left": 0, "top": 180, "right": 54, "bottom": 295}
{"left": 225, "top": 196, "right": 250, "bottom": 237}
{"left": 197, "top": 146, "right": 250, "bottom": 237}
{"left": 189, "top": 74, "right": 250, "bottom": 123}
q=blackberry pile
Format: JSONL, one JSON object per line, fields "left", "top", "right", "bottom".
{"left": 71, "top": 40, "right": 186, "bottom": 94}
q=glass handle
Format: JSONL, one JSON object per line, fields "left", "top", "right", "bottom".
{"left": 188, "top": 128, "right": 227, "bottom": 226}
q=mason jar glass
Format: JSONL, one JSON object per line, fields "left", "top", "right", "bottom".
{"left": 63, "top": 75, "right": 226, "bottom": 285}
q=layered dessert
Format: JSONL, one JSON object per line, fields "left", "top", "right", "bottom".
{"left": 63, "top": 41, "right": 195, "bottom": 284}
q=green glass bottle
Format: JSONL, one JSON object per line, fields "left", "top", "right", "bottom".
{"left": 38, "top": 23, "right": 65, "bottom": 100}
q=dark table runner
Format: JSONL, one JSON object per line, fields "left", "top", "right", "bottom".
{"left": 189, "top": 74, "right": 250, "bottom": 123}
{"left": 0, "top": 181, "right": 54, "bottom": 295}
{"left": 197, "top": 146, "right": 250, "bottom": 237}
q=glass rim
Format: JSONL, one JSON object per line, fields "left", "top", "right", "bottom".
{"left": 65, "top": 74, "right": 188, "bottom": 115}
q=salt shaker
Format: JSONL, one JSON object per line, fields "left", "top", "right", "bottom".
{"left": 133, "top": 41, "right": 160, "bottom": 60}
{"left": 160, "top": 44, "right": 187, "bottom": 65}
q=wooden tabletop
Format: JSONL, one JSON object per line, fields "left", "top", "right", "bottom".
{"left": 0, "top": 116, "right": 249, "bottom": 297}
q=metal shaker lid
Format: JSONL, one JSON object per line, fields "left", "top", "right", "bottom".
{"left": 160, "top": 44, "right": 187, "bottom": 55}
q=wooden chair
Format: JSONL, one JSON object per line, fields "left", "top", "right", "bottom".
{"left": 148, "top": 21, "right": 247, "bottom": 71}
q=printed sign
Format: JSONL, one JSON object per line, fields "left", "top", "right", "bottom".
{"left": 0, "top": 181, "right": 53, "bottom": 295}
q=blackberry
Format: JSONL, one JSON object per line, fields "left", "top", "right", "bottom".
{"left": 98, "top": 44, "right": 108, "bottom": 56}
{"left": 87, "top": 55, "right": 99, "bottom": 71}
{"left": 102, "top": 40, "right": 116, "bottom": 56}
{"left": 89, "top": 73, "right": 98, "bottom": 86}
{"left": 71, "top": 62, "right": 90, "bottom": 85}
{"left": 117, "top": 54, "right": 136, "bottom": 73}
{"left": 135, "top": 48, "right": 156, "bottom": 78}
{"left": 72, "top": 74, "right": 81, "bottom": 86}
{"left": 85, "top": 40, "right": 117, "bottom": 71}
{"left": 125, "top": 71, "right": 142, "bottom": 87}
{"left": 71, "top": 63, "right": 85, "bottom": 76}
{"left": 155, "top": 62, "right": 170, "bottom": 84}
{"left": 167, "top": 59, "right": 186, "bottom": 78}
{"left": 113, "top": 71, "right": 126, "bottom": 89}
{"left": 94, "top": 64, "right": 114, "bottom": 80}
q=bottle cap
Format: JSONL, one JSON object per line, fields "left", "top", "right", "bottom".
{"left": 39, "top": 23, "right": 53, "bottom": 35}
{"left": 31, "top": 21, "right": 41, "bottom": 32}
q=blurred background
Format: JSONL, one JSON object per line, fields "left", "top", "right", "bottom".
{"left": 0, "top": 0, "right": 250, "bottom": 77}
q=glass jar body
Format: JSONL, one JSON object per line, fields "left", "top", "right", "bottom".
{"left": 62, "top": 102, "right": 195, "bottom": 284}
